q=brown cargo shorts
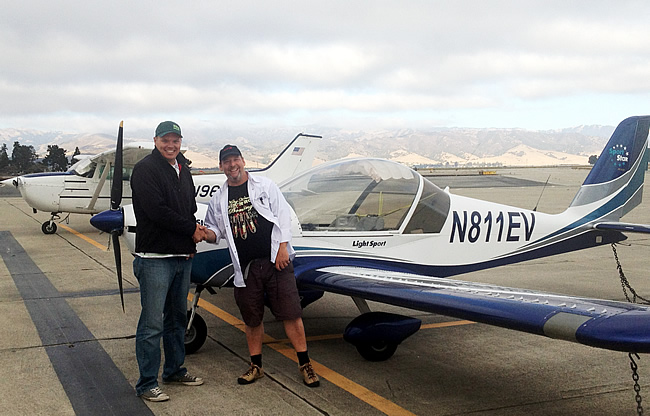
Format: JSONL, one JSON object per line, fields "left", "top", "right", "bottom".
{"left": 234, "top": 259, "right": 302, "bottom": 327}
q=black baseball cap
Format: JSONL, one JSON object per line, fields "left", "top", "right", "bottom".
{"left": 219, "top": 144, "right": 242, "bottom": 161}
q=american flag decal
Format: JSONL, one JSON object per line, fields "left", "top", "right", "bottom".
{"left": 292, "top": 147, "right": 305, "bottom": 156}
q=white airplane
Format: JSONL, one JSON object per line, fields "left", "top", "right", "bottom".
{"left": 92, "top": 116, "right": 650, "bottom": 362}
{"left": 2, "top": 127, "right": 321, "bottom": 234}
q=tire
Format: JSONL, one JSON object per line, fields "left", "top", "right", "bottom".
{"left": 355, "top": 341, "right": 398, "bottom": 362}
{"left": 42, "top": 221, "right": 57, "bottom": 234}
{"left": 185, "top": 311, "right": 207, "bottom": 354}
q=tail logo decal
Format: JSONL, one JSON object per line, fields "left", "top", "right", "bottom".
{"left": 609, "top": 144, "right": 629, "bottom": 170}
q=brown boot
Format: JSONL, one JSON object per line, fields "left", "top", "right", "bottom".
{"left": 237, "top": 363, "right": 264, "bottom": 385}
{"left": 299, "top": 362, "right": 320, "bottom": 387}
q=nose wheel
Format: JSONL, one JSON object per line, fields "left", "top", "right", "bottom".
{"left": 185, "top": 310, "right": 207, "bottom": 354}
{"left": 41, "top": 212, "right": 62, "bottom": 234}
{"left": 41, "top": 221, "right": 57, "bottom": 234}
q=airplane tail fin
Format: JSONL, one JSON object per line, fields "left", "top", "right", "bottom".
{"left": 254, "top": 133, "right": 322, "bottom": 183}
{"left": 569, "top": 116, "right": 650, "bottom": 221}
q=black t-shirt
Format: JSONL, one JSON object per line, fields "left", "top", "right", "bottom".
{"left": 228, "top": 181, "right": 274, "bottom": 267}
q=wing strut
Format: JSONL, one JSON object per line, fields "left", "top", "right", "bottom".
{"left": 87, "top": 160, "right": 111, "bottom": 211}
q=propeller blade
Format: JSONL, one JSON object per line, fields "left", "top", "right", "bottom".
{"left": 111, "top": 230, "right": 125, "bottom": 312}
{"left": 110, "top": 121, "right": 124, "bottom": 210}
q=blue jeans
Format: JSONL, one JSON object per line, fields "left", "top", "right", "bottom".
{"left": 133, "top": 256, "right": 192, "bottom": 395}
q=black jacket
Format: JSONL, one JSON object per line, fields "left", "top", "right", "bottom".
{"left": 131, "top": 148, "right": 197, "bottom": 254}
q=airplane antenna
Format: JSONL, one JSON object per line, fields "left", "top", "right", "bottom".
{"left": 532, "top": 174, "right": 551, "bottom": 212}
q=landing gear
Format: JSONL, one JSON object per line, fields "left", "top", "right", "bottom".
{"left": 185, "top": 310, "right": 207, "bottom": 354}
{"left": 41, "top": 221, "right": 57, "bottom": 234}
{"left": 355, "top": 340, "right": 399, "bottom": 362}
{"left": 41, "top": 212, "right": 62, "bottom": 234}
{"left": 343, "top": 307, "right": 422, "bottom": 362}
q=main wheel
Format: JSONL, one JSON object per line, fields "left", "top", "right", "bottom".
{"left": 185, "top": 311, "right": 207, "bottom": 354}
{"left": 42, "top": 221, "right": 57, "bottom": 234}
{"left": 355, "top": 341, "right": 398, "bottom": 362}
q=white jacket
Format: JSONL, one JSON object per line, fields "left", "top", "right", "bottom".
{"left": 204, "top": 173, "right": 295, "bottom": 287}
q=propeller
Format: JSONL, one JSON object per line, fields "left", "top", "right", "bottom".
{"left": 113, "top": 121, "right": 125, "bottom": 311}
{"left": 111, "top": 121, "right": 124, "bottom": 210}
{"left": 90, "top": 121, "right": 126, "bottom": 311}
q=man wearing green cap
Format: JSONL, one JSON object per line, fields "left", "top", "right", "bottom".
{"left": 130, "top": 121, "right": 206, "bottom": 402}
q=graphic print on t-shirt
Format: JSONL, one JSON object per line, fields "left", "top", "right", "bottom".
{"left": 228, "top": 181, "right": 274, "bottom": 266}
{"left": 228, "top": 195, "right": 257, "bottom": 240}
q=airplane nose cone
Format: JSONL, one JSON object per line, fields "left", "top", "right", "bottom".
{"left": 90, "top": 209, "right": 124, "bottom": 234}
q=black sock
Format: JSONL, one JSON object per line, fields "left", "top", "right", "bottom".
{"left": 297, "top": 350, "right": 310, "bottom": 366}
{"left": 251, "top": 354, "right": 262, "bottom": 368}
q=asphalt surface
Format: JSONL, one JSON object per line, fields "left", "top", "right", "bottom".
{"left": 0, "top": 183, "right": 20, "bottom": 197}
{"left": 2, "top": 166, "right": 650, "bottom": 415}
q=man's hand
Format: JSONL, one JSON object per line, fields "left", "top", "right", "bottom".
{"left": 275, "top": 242, "right": 290, "bottom": 271}
{"left": 203, "top": 228, "right": 217, "bottom": 243}
{"left": 193, "top": 224, "right": 208, "bottom": 243}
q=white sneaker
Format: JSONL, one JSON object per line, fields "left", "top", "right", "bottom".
{"left": 163, "top": 372, "right": 204, "bottom": 386}
{"left": 140, "top": 386, "right": 169, "bottom": 402}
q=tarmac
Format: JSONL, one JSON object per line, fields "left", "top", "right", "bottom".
{"left": 2, "top": 166, "right": 650, "bottom": 415}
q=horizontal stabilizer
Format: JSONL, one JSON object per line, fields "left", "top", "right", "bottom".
{"left": 298, "top": 266, "right": 650, "bottom": 353}
{"left": 594, "top": 222, "right": 650, "bottom": 234}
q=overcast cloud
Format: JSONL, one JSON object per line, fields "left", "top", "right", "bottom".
{"left": 2, "top": 0, "right": 650, "bottom": 134}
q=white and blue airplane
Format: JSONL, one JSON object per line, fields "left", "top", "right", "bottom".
{"left": 2, "top": 130, "right": 320, "bottom": 234}
{"left": 92, "top": 116, "right": 650, "bottom": 360}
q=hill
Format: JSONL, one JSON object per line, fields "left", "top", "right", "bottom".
{"left": 0, "top": 124, "right": 614, "bottom": 169}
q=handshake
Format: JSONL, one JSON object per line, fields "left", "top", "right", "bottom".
{"left": 193, "top": 224, "right": 214, "bottom": 244}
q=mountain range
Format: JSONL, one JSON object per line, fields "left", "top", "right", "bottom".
{"left": 0, "top": 124, "right": 615, "bottom": 169}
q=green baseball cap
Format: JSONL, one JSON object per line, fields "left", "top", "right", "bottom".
{"left": 155, "top": 121, "right": 182, "bottom": 138}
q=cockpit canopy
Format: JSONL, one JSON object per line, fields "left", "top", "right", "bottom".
{"left": 281, "top": 158, "right": 450, "bottom": 234}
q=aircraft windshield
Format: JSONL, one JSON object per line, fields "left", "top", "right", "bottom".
{"left": 282, "top": 159, "right": 422, "bottom": 232}
{"left": 67, "top": 158, "right": 95, "bottom": 177}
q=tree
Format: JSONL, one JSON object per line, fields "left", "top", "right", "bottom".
{"left": 588, "top": 155, "right": 598, "bottom": 165}
{"left": 43, "top": 144, "right": 68, "bottom": 172}
{"left": 11, "top": 141, "right": 37, "bottom": 173}
{"left": 71, "top": 146, "right": 81, "bottom": 165}
{"left": 0, "top": 143, "right": 9, "bottom": 171}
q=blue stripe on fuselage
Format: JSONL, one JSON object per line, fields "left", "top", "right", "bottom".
{"left": 22, "top": 172, "right": 75, "bottom": 178}
{"left": 293, "top": 228, "right": 625, "bottom": 279}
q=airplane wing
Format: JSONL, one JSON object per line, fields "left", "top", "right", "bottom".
{"left": 297, "top": 266, "right": 650, "bottom": 353}
{"left": 88, "top": 142, "right": 157, "bottom": 166}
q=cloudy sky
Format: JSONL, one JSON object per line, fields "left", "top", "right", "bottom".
{"left": 2, "top": 0, "right": 650, "bottom": 135}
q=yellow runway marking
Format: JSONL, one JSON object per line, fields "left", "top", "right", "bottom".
{"left": 421, "top": 320, "right": 475, "bottom": 329}
{"left": 190, "top": 294, "right": 417, "bottom": 416}
{"left": 59, "top": 223, "right": 108, "bottom": 250}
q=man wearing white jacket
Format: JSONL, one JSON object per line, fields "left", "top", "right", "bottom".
{"left": 202, "top": 144, "right": 319, "bottom": 388}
